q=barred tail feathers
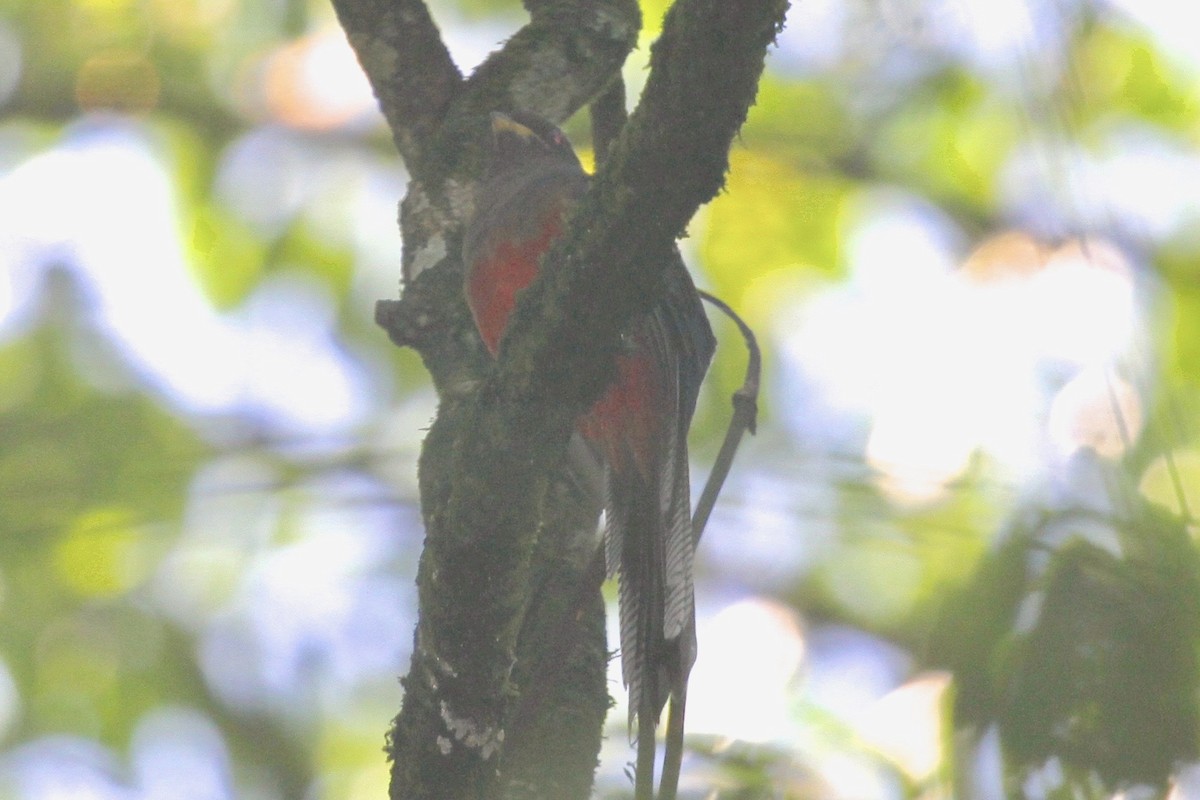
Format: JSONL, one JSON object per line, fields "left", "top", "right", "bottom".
{"left": 660, "top": 398, "right": 696, "bottom": 643}
{"left": 604, "top": 282, "right": 708, "bottom": 739}
{"left": 606, "top": 457, "right": 696, "bottom": 736}
{"left": 608, "top": 461, "right": 671, "bottom": 734}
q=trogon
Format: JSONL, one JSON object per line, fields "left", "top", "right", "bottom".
{"left": 462, "top": 111, "right": 715, "bottom": 797}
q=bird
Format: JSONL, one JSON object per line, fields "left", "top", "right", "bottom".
{"left": 462, "top": 110, "right": 714, "bottom": 799}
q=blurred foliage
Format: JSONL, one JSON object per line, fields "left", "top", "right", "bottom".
{"left": 2, "top": 0, "right": 1200, "bottom": 797}
{"left": 928, "top": 494, "right": 1200, "bottom": 792}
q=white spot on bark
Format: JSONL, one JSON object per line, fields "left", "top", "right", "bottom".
{"left": 411, "top": 235, "right": 447, "bottom": 278}
{"left": 417, "top": 626, "right": 459, "bottom": 679}
{"left": 443, "top": 178, "right": 475, "bottom": 222}
{"left": 437, "top": 736, "right": 453, "bottom": 755}
{"left": 439, "top": 701, "right": 506, "bottom": 760}
{"left": 401, "top": 179, "right": 476, "bottom": 280}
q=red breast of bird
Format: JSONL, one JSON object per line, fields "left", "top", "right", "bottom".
{"left": 462, "top": 129, "right": 665, "bottom": 479}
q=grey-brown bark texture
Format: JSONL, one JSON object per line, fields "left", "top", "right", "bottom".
{"left": 329, "top": 0, "right": 787, "bottom": 797}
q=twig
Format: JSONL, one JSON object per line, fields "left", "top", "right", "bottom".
{"left": 692, "top": 290, "right": 760, "bottom": 542}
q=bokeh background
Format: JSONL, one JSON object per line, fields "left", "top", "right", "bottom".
{"left": 2, "top": 0, "right": 1200, "bottom": 797}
